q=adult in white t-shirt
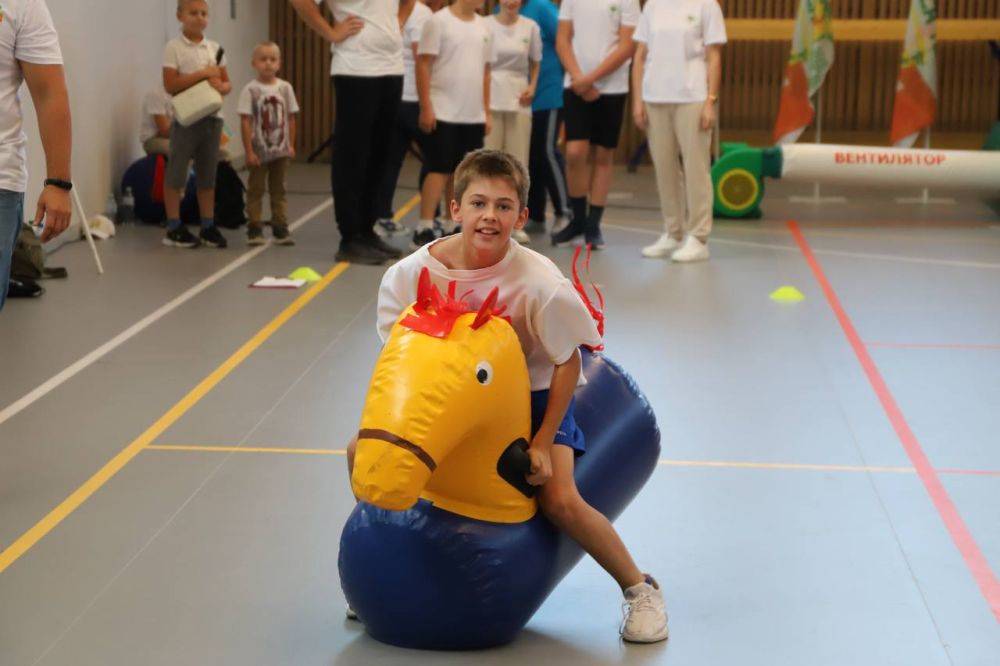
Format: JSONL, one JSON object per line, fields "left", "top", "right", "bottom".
{"left": 411, "top": 0, "right": 496, "bottom": 246}
{"left": 632, "top": 0, "right": 725, "bottom": 263}
{"left": 0, "top": 0, "right": 72, "bottom": 309}
{"left": 485, "top": 0, "right": 541, "bottom": 178}
{"left": 372, "top": 0, "right": 435, "bottom": 236}
{"left": 289, "top": 0, "right": 405, "bottom": 266}
{"left": 553, "top": 0, "right": 640, "bottom": 250}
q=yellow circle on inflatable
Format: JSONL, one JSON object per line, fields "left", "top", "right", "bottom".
{"left": 717, "top": 168, "right": 760, "bottom": 212}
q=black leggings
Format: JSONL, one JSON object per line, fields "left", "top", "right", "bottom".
{"left": 373, "top": 101, "right": 429, "bottom": 221}
{"left": 331, "top": 75, "right": 403, "bottom": 243}
{"left": 527, "top": 108, "right": 569, "bottom": 223}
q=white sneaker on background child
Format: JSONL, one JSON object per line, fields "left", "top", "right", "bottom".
{"left": 641, "top": 233, "right": 680, "bottom": 258}
{"left": 620, "top": 575, "right": 669, "bottom": 643}
{"left": 671, "top": 236, "right": 709, "bottom": 263}
{"left": 512, "top": 228, "right": 530, "bottom": 244}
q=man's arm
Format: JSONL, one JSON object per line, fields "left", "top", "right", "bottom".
{"left": 526, "top": 350, "right": 582, "bottom": 486}
{"left": 288, "top": 0, "right": 364, "bottom": 43}
{"left": 21, "top": 61, "right": 71, "bottom": 242}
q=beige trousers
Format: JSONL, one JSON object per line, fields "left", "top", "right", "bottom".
{"left": 645, "top": 101, "right": 713, "bottom": 242}
{"left": 484, "top": 109, "right": 532, "bottom": 168}
{"left": 246, "top": 157, "right": 290, "bottom": 228}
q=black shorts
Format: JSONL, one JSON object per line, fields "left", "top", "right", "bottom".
{"left": 423, "top": 121, "right": 485, "bottom": 174}
{"left": 563, "top": 90, "right": 627, "bottom": 149}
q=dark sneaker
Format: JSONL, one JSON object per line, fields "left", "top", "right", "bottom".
{"left": 7, "top": 277, "right": 45, "bottom": 298}
{"left": 247, "top": 226, "right": 265, "bottom": 246}
{"left": 272, "top": 225, "right": 295, "bottom": 246}
{"left": 200, "top": 225, "right": 228, "bottom": 249}
{"left": 585, "top": 227, "right": 606, "bottom": 250}
{"left": 162, "top": 225, "right": 200, "bottom": 248}
{"left": 411, "top": 221, "right": 444, "bottom": 249}
{"left": 551, "top": 221, "right": 585, "bottom": 247}
{"left": 335, "top": 239, "right": 388, "bottom": 266}
{"left": 366, "top": 233, "right": 401, "bottom": 259}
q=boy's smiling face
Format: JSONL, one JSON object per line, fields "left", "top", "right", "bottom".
{"left": 450, "top": 176, "right": 528, "bottom": 259}
{"left": 178, "top": 1, "right": 209, "bottom": 38}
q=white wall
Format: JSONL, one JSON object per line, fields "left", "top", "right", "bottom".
{"left": 20, "top": 0, "right": 268, "bottom": 247}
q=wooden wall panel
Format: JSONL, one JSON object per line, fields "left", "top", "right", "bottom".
{"left": 272, "top": 0, "right": 1000, "bottom": 162}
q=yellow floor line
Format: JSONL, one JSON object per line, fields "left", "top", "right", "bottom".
{"left": 0, "top": 263, "right": 351, "bottom": 575}
{"left": 395, "top": 194, "right": 421, "bottom": 221}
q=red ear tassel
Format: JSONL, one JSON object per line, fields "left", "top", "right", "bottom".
{"left": 572, "top": 245, "right": 605, "bottom": 351}
{"left": 471, "top": 287, "right": 499, "bottom": 330}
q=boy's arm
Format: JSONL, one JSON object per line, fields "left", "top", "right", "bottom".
{"left": 240, "top": 115, "right": 259, "bottom": 166}
{"left": 526, "top": 349, "right": 581, "bottom": 486}
{"left": 289, "top": 114, "right": 298, "bottom": 158}
{"left": 209, "top": 65, "right": 232, "bottom": 96}
{"left": 163, "top": 66, "right": 219, "bottom": 95}
{"left": 555, "top": 21, "right": 583, "bottom": 83}
{"left": 572, "top": 25, "right": 636, "bottom": 95}
{"left": 154, "top": 114, "right": 172, "bottom": 138}
{"left": 416, "top": 54, "right": 436, "bottom": 133}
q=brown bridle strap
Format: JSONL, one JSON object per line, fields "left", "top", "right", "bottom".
{"left": 357, "top": 429, "right": 437, "bottom": 472}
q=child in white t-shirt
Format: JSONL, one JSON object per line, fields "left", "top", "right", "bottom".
{"left": 140, "top": 88, "right": 174, "bottom": 156}
{"left": 349, "top": 149, "right": 669, "bottom": 643}
{"left": 485, "top": 0, "right": 541, "bottom": 181}
{"left": 413, "top": 0, "right": 496, "bottom": 249}
{"left": 238, "top": 42, "right": 300, "bottom": 246}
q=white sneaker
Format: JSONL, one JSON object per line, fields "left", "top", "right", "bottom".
{"left": 671, "top": 236, "right": 709, "bottom": 263}
{"left": 374, "top": 218, "right": 405, "bottom": 238}
{"left": 345, "top": 605, "right": 359, "bottom": 621}
{"left": 552, "top": 215, "right": 570, "bottom": 234}
{"left": 512, "top": 228, "right": 531, "bottom": 244}
{"left": 620, "top": 576, "right": 669, "bottom": 643}
{"left": 641, "top": 233, "right": 681, "bottom": 258}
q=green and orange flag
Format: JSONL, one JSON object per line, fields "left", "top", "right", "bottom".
{"left": 890, "top": 0, "right": 937, "bottom": 146}
{"left": 772, "top": 0, "right": 834, "bottom": 145}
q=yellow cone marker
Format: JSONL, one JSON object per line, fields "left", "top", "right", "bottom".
{"left": 289, "top": 266, "right": 323, "bottom": 283}
{"left": 770, "top": 286, "right": 805, "bottom": 303}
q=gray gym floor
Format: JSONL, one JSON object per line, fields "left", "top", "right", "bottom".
{"left": 1, "top": 161, "right": 998, "bottom": 665}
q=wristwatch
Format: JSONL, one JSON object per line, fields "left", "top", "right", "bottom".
{"left": 44, "top": 178, "right": 73, "bottom": 191}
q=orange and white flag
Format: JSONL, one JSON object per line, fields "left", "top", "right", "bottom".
{"left": 772, "top": 0, "right": 835, "bottom": 145}
{"left": 890, "top": 0, "right": 937, "bottom": 147}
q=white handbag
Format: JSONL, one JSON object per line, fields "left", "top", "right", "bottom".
{"left": 171, "top": 80, "right": 223, "bottom": 126}
{"left": 171, "top": 46, "right": 225, "bottom": 127}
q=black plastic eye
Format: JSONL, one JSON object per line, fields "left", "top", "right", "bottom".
{"left": 476, "top": 361, "right": 493, "bottom": 385}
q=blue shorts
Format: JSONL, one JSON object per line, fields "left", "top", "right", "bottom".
{"left": 530, "top": 390, "right": 586, "bottom": 456}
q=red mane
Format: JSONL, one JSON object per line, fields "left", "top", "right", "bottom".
{"left": 400, "top": 268, "right": 510, "bottom": 338}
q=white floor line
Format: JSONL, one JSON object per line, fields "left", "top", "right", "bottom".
{"left": 603, "top": 222, "right": 1000, "bottom": 270}
{"left": 0, "top": 198, "right": 333, "bottom": 429}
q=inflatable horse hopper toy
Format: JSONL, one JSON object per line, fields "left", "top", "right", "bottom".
{"left": 340, "top": 266, "right": 661, "bottom": 650}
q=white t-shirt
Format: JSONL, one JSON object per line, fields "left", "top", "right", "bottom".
{"left": 418, "top": 8, "right": 496, "bottom": 124}
{"left": 401, "top": 2, "right": 433, "bottom": 103}
{"left": 0, "top": 0, "right": 63, "bottom": 193}
{"left": 377, "top": 239, "right": 602, "bottom": 391}
{"left": 162, "top": 34, "right": 228, "bottom": 119}
{"left": 487, "top": 15, "right": 542, "bottom": 113}
{"left": 140, "top": 88, "right": 174, "bottom": 144}
{"left": 634, "top": 0, "right": 726, "bottom": 104}
{"left": 316, "top": 0, "right": 403, "bottom": 77}
{"left": 558, "top": 0, "right": 640, "bottom": 95}
{"left": 237, "top": 79, "right": 301, "bottom": 162}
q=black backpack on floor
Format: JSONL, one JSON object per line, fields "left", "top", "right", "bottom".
{"left": 181, "top": 161, "right": 247, "bottom": 229}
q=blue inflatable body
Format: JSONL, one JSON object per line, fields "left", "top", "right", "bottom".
{"left": 339, "top": 350, "right": 661, "bottom": 650}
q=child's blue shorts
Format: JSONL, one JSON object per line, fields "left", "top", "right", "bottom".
{"left": 530, "top": 390, "right": 586, "bottom": 456}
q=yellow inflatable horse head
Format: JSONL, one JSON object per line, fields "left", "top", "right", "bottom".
{"left": 352, "top": 268, "right": 536, "bottom": 524}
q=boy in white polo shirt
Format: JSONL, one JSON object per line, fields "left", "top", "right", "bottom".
{"left": 413, "top": 0, "right": 496, "bottom": 249}
{"left": 554, "top": 0, "right": 640, "bottom": 250}
{"left": 0, "top": 0, "right": 72, "bottom": 309}
{"left": 161, "top": 0, "right": 232, "bottom": 250}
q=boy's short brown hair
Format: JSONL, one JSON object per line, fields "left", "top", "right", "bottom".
{"left": 177, "top": 0, "right": 207, "bottom": 12}
{"left": 252, "top": 41, "right": 281, "bottom": 59}
{"left": 454, "top": 149, "right": 530, "bottom": 210}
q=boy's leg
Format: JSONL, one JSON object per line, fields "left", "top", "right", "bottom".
{"left": 245, "top": 164, "right": 267, "bottom": 230}
{"left": 268, "top": 158, "right": 289, "bottom": 227}
{"left": 163, "top": 122, "right": 199, "bottom": 247}
{"left": 538, "top": 445, "right": 645, "bottom": 591}
{"left": 193, "top": 118, "right": 224, "bottom": 224}
{"left": 346, "top": 435, "right": 358, "bottom": 489}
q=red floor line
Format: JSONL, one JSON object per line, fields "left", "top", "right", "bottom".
{"left": 787, "top": 220, "right": 1000, "bottom": 624}
{"left": 866, "top": 341, "right": 1000, "bottom": 351}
